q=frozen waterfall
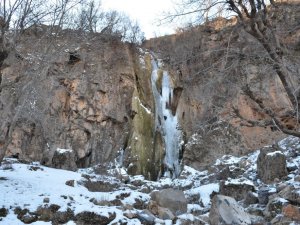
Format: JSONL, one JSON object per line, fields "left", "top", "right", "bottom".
{"left": 151, "top": 55, "right": 183, "bottom": 178}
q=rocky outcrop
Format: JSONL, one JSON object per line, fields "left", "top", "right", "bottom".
{"left": 257, "top": 147, "right": 288, "bottom": 183}
{"left": 145, "top": 3, "right": 300, "bottom": 170}
{"left": 219, "top": 179, "right": 255, "bottom": 201}
{"left": 209, "top": 195, "right": 252, "bottom": 225}
{"left": 51, "top": 148, "right": 77, "bottom": 171}
{"left": 150, "top": 188, "right": 188, "bottom": 215}
{"left": 0, "top": 31, "right": 136, "bottom": 169}
{"left": 1, "top": 3, "right": 300, "bottom": 175}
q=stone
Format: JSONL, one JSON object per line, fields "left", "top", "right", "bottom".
{"left": 137, "top": 209, "right": 156, "bottom": 225}
{"left": 81, "top": 179, "right": 118, "bottom": 192}
{"left": 52, "top": 208, "right": 74, "bottom": 224}
{"left": 264, "top": 197, "right": 289, "bottom": 219}
{"left": 150, "top": 188, "right": 187, "bottom": 215}
{"left": 133, "top": 198, "right": 146, "bottom": 210}
{"left": 282, "top": 204, "right": 300, "bottom": 221}
{"left": 276, "top": 183, "right": 288, "bottom": 193}
{"left": 294, "top": 175, "right": 300, "bottom": 182}
{"left": 209, "top": 195, "right": 252, "bottom": 225}
{"left": 176, "top": 217, "right": 206, "bottom": 225}
{"left": 148, "top": 200, "right": 175, "bottom": 220}
{"left": 257, "top": 147, "right": 288, "bottom": 183}
{"left": 75, "top": 211, "right": 116, "bottom": 225}
{"left": 51, "top": 149, "right": 77, "bottom": 171}
{"left": 123, "top": 211, "right": 137, "bottom": 219}
{"left": 219, "top": 179, "right": 255, "bottom": 201}
{"left": 0, "top": 208, "right": 8, "bottom": 218}
{"left": 43, "top": 197, "right": 50, "bottom": 203}
{"left": 258, "top": 187, "right": 271, "bottom": 205}
{"left": 279, "top": 185, "right": 300, "bottom": 205}
{"left": 244, "top": 191, "right": 259, "bottom": 206}
{"left": 65, "top": 180, "right": 75, "bottom": 187}
{"left": 157, "top": 207, "right": 175, "bottom": 220}
{"left": 246, "top": 206, "right": 264, "bottom": 217}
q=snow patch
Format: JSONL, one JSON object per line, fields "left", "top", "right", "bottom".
{"left": 56, "top": 148, "right": 73, "bottom": 154}
{"left": 266, "top": 151, "right": 284, "bottom": 157}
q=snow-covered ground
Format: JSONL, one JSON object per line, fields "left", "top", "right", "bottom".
{"left": 0, "top": 158, "right": 214, "bottom": 224}
{"left": 1, "top": 136, "right": 300, "bottom": 224}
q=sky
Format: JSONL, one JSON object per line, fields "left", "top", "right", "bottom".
{"left": 101, "top": 0, "right": 178, "bottom": 39}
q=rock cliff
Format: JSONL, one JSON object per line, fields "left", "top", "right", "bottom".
{"left": 0, "top": 3, "right": 300, "bottom": 178}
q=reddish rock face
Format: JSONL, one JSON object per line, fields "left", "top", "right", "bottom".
{"left": 282, "top": 204, "right": 300, "bottom": 221}
{"left": 1, "top": 4, "right": 300, "bottom": 173}
{"left": 0, "top": 32, "right": 136, "bottom": 167}
{"left": 145, "top": 3, "right": 300, "bottom": 170}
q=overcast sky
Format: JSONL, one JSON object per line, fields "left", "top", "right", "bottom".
{"left": 101, "top": 0, "right": 178, "bottom": 39}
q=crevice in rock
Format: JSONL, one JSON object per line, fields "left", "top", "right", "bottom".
{"left": 170, "top": 87, "right": 183, "bottom": 116}
{"left": 0, "top": 50, "right": 8, "bottom": 67}
{"left": 68, "top": 52, "right": 80, "bottom": 65}
{"left": 76, "top": 151, "right": 92, "bottom": 168}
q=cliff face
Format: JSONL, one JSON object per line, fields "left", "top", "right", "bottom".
{"left": 0, "top": 3, "right": 300, "bottom": 177}
{"left": 0, "top": 30, "right": 136, "bottom": 168}
{"left": 145, "top": 2, "right": 300, "bottom": 170}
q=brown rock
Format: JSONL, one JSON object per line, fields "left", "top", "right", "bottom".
{"left": 279, "top": 186, "right": 300, "bottom": 205}
{"left": 219, "top": 179, "right": 255, "bottom": 201}
{"left": 282, "top": 204, "right": 300, "bottom": 221}
{"left": 75, "top": 211, "right": 116, "bottom": 225}
{"left": 209, "top": 195, "right": 252, "bottom": 225}
{"left": 257, "top": 147, "right": 287, "bottom": 183}
{"left": 51, "top": 149, "right": 77, "bottom": 171}
{"left": 65, "top": 180, "right": 75, "bottom": 187}
{"left": 150, "top": 188, "right": 187, "bottom": 215}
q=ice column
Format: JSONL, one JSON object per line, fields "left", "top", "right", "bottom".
{"left": 150, "top": 55, "right": 183, "bottom": 178}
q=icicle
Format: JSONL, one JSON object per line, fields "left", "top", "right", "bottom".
{"left": 150, "top": 55, "right": 183, "bottom": 178}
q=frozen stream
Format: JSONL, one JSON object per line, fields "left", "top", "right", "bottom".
{"left": 151, "top": 55, "right": 183, "bottom": 178}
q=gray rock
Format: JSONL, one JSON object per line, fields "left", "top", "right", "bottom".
{"left": 258, "top": 187, "right": 271, "bottom": 205}
{"left": 219, "top": 179, "right": 255, "bottom": 201}
{"left": 244, "top": 191, "right": 259, "bottom": 206}
{"left": 137, "top": 209, "right": 156, "bottom": 225}
{"left": 209, "top": 195, "right": 252, "bottom": 225}
{"left": 150, "top": 188, "right": 187, "bottom": 215}
{"left": 264, "top": 197, "right": 289, "bottom": 219}
{"left": 75, "top": 211, "right": 116, "bottom": 225}
{"left": 65, "top": 180, "right": 75, "bottom": 187}
{"left": 52, "top": 208, "right": 74, "bottom": 224}
{"left": 257, "top": 147, "right": 287, "bottom": 183}
{"left": 279, "top": 185, "right": 300, "bottom": 205}
{"left": 81, "top": 179, "right": 118, "bottom": 192}
{"left": 51, "top": 149, "right": 77, "bottom": 171}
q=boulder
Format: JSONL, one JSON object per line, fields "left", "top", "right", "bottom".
{"left": 148, "top": 200, "right": 175, "bottom": 220}
{"left": 0, "top": 208, "right": 8, "bottom": 218}
{"left": 80, "top": 176, "right": 119, "bottom": 192}
{"left": 51, "top": 148, "right": 77, "bottom": 171}
{"left": 258, "top": 186, "right": 271, "bottom": 205}
{"left": 137, "top": 209, "right": 157, "bottom": 225}
{"left": 244, "top": 191, "right": 259, "bottom": 206}
{"left": 282, "top": 204, "right": 300, "bottom": 221}
{"left": 65, "top": 180, "right": 75, "bottom": 187}
{"left": 150, "top": 188, "right": 187, "bottom": 215}
{"left": 264, "top": 197, "right": 289, "bottom": 219}
{"left": 52, "top": 208, "right": 74, "bottom": 224}
{"left": 257, "top": 147, "right": 287, "bottom": 183}
{"left": 75, "top": 211, "right": 116, "bottom": 225}
{"left": 209, "top": 195, "right": 252, "bottom": 225}
{"left": 219, "top": 179, "right": 255, "bottom": 201}
{"left": 279, "top": 185, "right": 300, "bottom": 205}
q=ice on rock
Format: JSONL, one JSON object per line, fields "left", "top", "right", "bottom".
{"left": 150, "top": 55, "right": 183, "bottom": 178}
